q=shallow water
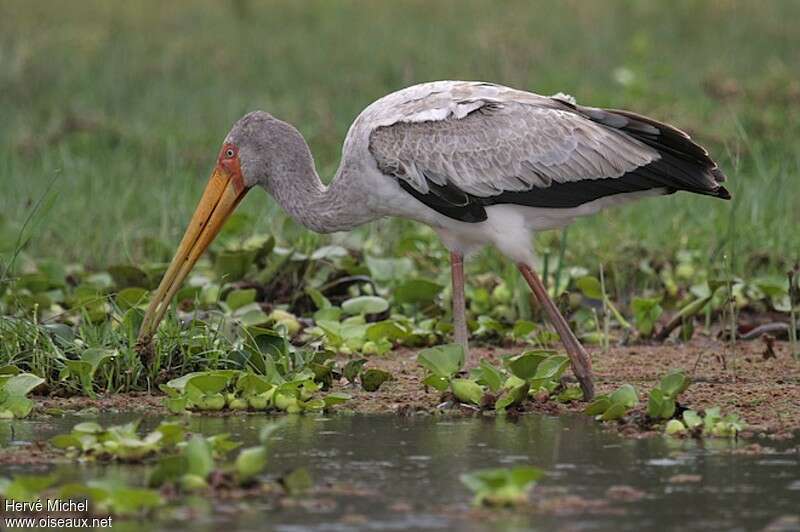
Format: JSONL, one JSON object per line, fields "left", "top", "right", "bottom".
{"left": 2, "top": 413, "right": 798, "bottom": 531}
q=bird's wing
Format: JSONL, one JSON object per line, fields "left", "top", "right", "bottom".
{"left": 367, "top": 82, "right": 728, "bottom": 222}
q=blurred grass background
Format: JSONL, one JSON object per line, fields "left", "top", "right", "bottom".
{"left": 1, "top": 0, "right": 798, "bottom": 274}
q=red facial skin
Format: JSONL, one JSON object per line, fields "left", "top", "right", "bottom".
{"left": 218, "top": 143, "right": 246, "bottom": 194}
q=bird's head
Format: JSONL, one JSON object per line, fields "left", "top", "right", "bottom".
{"left": 136, "top": 110, "right": 304, "bottom": 346}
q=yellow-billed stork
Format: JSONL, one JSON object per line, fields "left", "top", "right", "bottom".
{"left": 137, "top": 81, "right": 730, "bottom": 400}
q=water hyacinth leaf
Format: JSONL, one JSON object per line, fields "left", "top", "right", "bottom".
{"left": 343, "top": 359, "right": 367, "bottom": 383}
{"left": 600, "top": 402, "right": 629, "bottom": 421}
{"left": 460, "top": 466, "right": 543, "bottom": 506}
{"left": 511, "top": 320, "right": 537, "bottom": 339}
{"left": 108, "top": 264, "right": 151, "bottom": 289}
{"left": 556, "top": 386, "right": 583, "bottom": 403}
{"left": 585, "top": 396, "right": 611, "bottom": 416}
{"left": 156, "top": 422, "right": 185, "bottom": 447}
{"left": 226, "top": 288, "right": 257, "bottom": 311}
{"left": 416, "top": 344, "right": 464, "bottom": 378}
{"left": 423, "top": 374, "right": 450, "bottom": 391}
{"left": 116, "top": 287, "right": 148, "bottom": 310}
{"left": 185, "top": 436, "right": 214, "bottom": 479}
{"left": 235, "top": 446, "right": 267, "bottom": 483}
{"left": 50, "top": 434, "right": 83, "bottom": 450}
{"left": 361, "top": 369, "right": 392, "bottom": 392}
{"left": 341, "top": 296, "right": 389, "bottom": 315}
{"left": 665, "top": 419, "right": 687, "bottom": 435}
{"left": 186, "top": 374, "right": 230, "bottom": 394}
{"left": 659, "top": 370, "right": 690, "bottom": 398}
{"left": 281, "top": 467, "right": 313, "bottom": 496}
{"left": 3, "top": 396, "right": 34, "bottom": 418}
{"left": 3, "top": 474, "right": 58, "bottom": 502}
{"left": 323, "top": 392, "right": 351, "bottom": 407}
{"left": 647, "top": 389, "right": 666, "bottom": 419}
{"left": 394, "top": 279, "right": 443, "bottom": 306}
{"left": 147, "top": 455, "right": 189, "bottom": 488}
{"left": 532, "top": 355, "right": 569, "bottom": 381}
{"left": 365, "top": 255, "right": 415, "bottom": 283}
{"left": 451, "top": 379, "right": 483, "bottom": 405}
{"left": 106, "top": 487, "right": 163, "bottom": 515}
{"left": 366, "top": 320, "right": 410, "bottom": 341}
{"left": 474, "top": 360, "right": 504, "bottom": 393}
{"left": 306, "top": 287, "right": 331, "bottom": 310}
{"left": 683, "top": 409, "right": 703, "bottom": 429}
{"left": 506, "top": 351, "right": 550, "bottom": 380}
{"left": 2, "top": 373, "right": 45, "bottom": 397}
{"left": 495, "top": 383, "right": 529, "bottom": 411}
{"left": 632, "top": 296, "right": 663, "bottom": 337}
{"left": 576, "top": 276, "right": 603, "bottom": 300}
{"left": 610, "top": 384, "right": 639, "bottom": 408}
{"left": 236, "top": 373, "right": 273, "bottom": 396}
{"left": 214, "top": 249, "right": 257, "bottom": 281}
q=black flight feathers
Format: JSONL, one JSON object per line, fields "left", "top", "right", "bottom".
{"left": 393, "top": 101, "right": 730, "bottom": 223}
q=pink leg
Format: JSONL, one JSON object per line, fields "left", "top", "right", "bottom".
{"left": 518, "top": 263, "right": 595, "bottom": 400}
{"left": 451, "top": 252, "right": 470, "bottom": 362}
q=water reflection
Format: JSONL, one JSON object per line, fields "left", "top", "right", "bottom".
{"left": 1, "top": 413, "right": 797, "bottom": 531}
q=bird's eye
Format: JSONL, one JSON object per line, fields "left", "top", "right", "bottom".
{"left": 225, "top": 148, "right": 235, "bottom": 158}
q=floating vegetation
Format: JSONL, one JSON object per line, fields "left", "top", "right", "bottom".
{"left": 460, "top": 466, "right": 544, "bottom": 507}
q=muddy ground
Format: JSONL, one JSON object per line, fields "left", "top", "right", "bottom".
{"left": 340, "top": 336, "right": 800, "bottom": 436}
{"left": 7, "top": 336, "right": 798, "bottom": 466}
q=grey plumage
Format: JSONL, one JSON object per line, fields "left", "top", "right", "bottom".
{"left": 364, "top": 81, "right": 728, "bottom": 223}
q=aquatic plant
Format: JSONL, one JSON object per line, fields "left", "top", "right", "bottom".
{"left": 460, "top": 466, "right": 544, "bottom": 507}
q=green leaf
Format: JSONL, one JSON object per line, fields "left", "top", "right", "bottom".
{"left": 226, "top": 288, "right": 257, "bottom": 311}
{"left": 343, "top": 359, "right": 367, "bottom": 383}
{"left": 416, "top": 344, "right": 464, "bottom": 378}
{"left": 632, "top": 296, "right": 663, "bottom": 337}
{"left": 394, "top": 279, "right": 443, "bottom": 306}
{"left": 610, "top": 384, "right": 639, "bottom": 408}
{"left": 511, "top": 320, "right": 537, "bottom": 339}
{"left": 323, "top": 392, "right": 351, "bottom": 407}
{"left": 451, "top": 379, "right": 483, "bottom": 405}
{"left": 185, "top": 436, "right": 214, "bottom": 479}
{"left": 576, "top": 276, "right": 603, "bottom": 300}
{"left": 4, "top": 474, "right": 58, "bottom": 502}
{"left": 2, "top": 396, "right": 34, "bottom": 418}
{"left": 116, "top": 287, "right": 148, "bottom": 310}
{"left": 659, "top": 370, "right": 690, "bottom": 399}
{"left": 106, "top": 487, "right": 163, "bottom": 515}
{"left": 422, "top": 374, "right": 450, "bottom": 391}
{"left": 185, "top": 373, "right": 232, "bottom": 394}
{"left": 366, "top": 320, "right": 409, "bottom": 342}
{"left": 531, "top": 355, "right": 569, "bottom": 382}
{"left": 281, "top": 467, "right": 313, "bottom": 495}
{"left": 495, "top": 383, "right": 529, "bottom": 411}
{"left": 683, "top": 409, "right": 703, "bottom": 429}
{"left": 361, "top": 369, "right": 392, "bottom": 392}
{"left": 460, "top": 466, "right": 543, "bottom": 506}
{"left": 506, "top": 351, "right": 551, "bottom": 380}
{"left": 556, "top": 386, "right": 583, "bottom": 403}
{"left": 341, "top": 296, "right": 389, "bottom": 315}
{"left": 647, "top": 389, "right": 666, "bottom": 419}
{"left": 235, "top": 447, "right": 267, "bottom": 483}
{"left": 108, "top": 264, "right": 151, "bottom": 289}
{"left": 665, "top": 419, "right": 687, "bottom": 435}
{"left": 585, "top": 396, "right": 611, "bottom": 416}
{"left": 600, "top": 402, "right": 629, "bottom": 421}
{"left": 2, "top": 373, "right": 44, "bottom": 397}
{"left": 474, "top": 360, "right": 504, "bottom": 393}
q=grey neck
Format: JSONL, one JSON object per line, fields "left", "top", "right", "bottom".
{"left": 263, "top": 146, "right": 377, "bottom": 234}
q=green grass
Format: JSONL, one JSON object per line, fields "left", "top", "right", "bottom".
{"left": 1, "top": 2, "right": 799, "bottom": 396}
{"left": 1, "top": 0, "right": 798, "bottom": 274}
